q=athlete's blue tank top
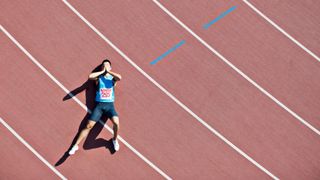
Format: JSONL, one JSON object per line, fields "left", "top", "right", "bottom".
{"left": 95, "top": 74, "right": 115, "bottom": 102}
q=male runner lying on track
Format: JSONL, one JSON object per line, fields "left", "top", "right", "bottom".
{"left": 69, "top": 59, "right": 122, "bottom": 155}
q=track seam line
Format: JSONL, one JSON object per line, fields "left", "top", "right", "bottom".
{"left": 242, "top": 0, "right": 320, "bottom": 63}
{"left": 152, "top": 0, "right": 320, "bottom": 137}
{"left": 61, "top": 1, "right": 279, "bottom": 179}
{"left": 0, "top": 25, "right": 172, "bottom": 180}
{"left": 0, "top": 117, "right": 67, "bottom": 180}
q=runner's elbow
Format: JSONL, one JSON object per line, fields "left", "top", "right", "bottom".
{"left": 116, "top": 75, "right": 122, "bottom": 81}
{"left": 88, "top": 75, "right": 96, "bottom": 80}
{"left": 88, "top": 74, "right": 95, "bottom": 79}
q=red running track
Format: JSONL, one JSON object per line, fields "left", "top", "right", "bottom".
{"left": 1, "top": 0, "right": 320, "bottom": 179}
{"left": 158, "top": 0, "right": 320, "bottom": 129}
{"left": 0, "top": 119, "right": 58, "bottom": 179}
{"left": 248, "top": 0, "right": 320, "bottom": 58}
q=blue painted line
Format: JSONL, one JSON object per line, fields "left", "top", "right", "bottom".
{"left": 150, "top": 40, "right": 186, "bottom": 65}
{"left": 203, "top": 6, "right": 237, "bottom": 29}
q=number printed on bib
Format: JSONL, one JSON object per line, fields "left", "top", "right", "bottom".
{"left": 100, "top": 88, "right": 113, "bottom": 99}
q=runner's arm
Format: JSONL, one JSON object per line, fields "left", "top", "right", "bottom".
{"left": 88, "top": 69, "right": 105, "bottom": 80}
{"left": 108, "top": 71, "right": 122, "bottom": 81}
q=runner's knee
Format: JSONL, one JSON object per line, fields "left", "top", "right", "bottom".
{"left": 112, "top": 117, "right": 119, "bottom": 126}
{"left": 86, "top": 123, "right": 95, "bottom": 130}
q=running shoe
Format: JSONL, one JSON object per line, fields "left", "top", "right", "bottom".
{"left": 69, "top": 145, "right": 79, "bottom": 155}
{"left": 112, "top": 139, "right": 120, "bottom": 151}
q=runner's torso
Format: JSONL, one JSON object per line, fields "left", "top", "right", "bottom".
{"left": 95, "top": 74, "right": 115, "bottom": 102}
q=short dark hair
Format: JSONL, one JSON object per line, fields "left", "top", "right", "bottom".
{"left": 102, "top": 59, "right": 111, "bottom": 66}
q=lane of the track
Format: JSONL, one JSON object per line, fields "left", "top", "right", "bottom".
{"left": 158, "top": 0, "right": 320, "bottom": 130}
{"left": 0, "top": 32, "right": 161, "bottom": 179}
{"left": 0, "top": 1, "right": 271, "bottom": 179}
{"left": 0, "top": 119, "right": 58, "bottom": 179}
{"left": 248, "top": 0, "right": 320, "bottom": 58}
{"left": 65, "top": 0, "right": 320, "bottom": 179}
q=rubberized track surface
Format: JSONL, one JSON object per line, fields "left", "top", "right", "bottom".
{"left": 1, "top": 1, "right": 320, "bottom": 179}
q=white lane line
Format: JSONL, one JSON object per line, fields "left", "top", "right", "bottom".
{"left": 0, "top": 25, "right": 172, "bottom": 180}
{"left": 0, "top": 117, "right": 67, "bottom": 180}
{"left": 61, "top": 1, "right": 279, "bottom": 179}
{"left": 152, "top": 0, "right": 320, "bottom": 137}
{"left": 242, "top": 0, "right": 320, "bottom": 63}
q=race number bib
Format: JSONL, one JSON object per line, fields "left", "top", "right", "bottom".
{"left": 100, "top": 88, "right": 113, "bottom": 100}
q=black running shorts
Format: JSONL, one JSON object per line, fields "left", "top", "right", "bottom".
{"left": 89, "top": 102, "right": 118, "bottom": 122}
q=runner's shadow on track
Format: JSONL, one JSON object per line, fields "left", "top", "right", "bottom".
{"left": 55, "top": 65, "right": 115, "bottom": 167}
